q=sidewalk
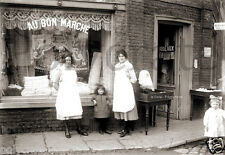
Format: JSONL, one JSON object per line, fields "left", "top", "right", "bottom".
{"left": 0, "top": 117, "right": 205, "bottom": 154}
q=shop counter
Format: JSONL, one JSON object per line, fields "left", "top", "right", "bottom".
{"left": 0, "top": 95, "right": 108, "bottom": 109}
{"left": 190, "top": 89, "right": 222, "bottom": 120}
{"left": 137, "top": 90, "right": 174, "bottom": 135}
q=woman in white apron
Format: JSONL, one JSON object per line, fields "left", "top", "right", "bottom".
{"left": 113, "top": 49, "right": 138, "bottom": 137}
{"left": 53, "top": 55, "right": 88, "bottom": 138}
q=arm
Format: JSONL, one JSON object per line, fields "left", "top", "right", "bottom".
{"left": 106, "top": 96, "right": 111, "bottom": 105}
{"left": 222, "top": 109, "right": 225, "bottom": 119}
{"left": 203, "top": 110, "right": 209, "bottom": 131}
{"left": 52, "top": 69, "right": 62, "bottom": 91}
{"left": 91, "top": 95, "right": 97, "bottom": 106}
{"left": 127, "top": 63, "right": 137, "bottom": 84}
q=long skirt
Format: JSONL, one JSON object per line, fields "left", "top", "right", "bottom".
{"left": 57, "top": 114, "right": 82, "bottom": 120}
{"left": 114, "top": 104, "right": 138, "bottom": 121}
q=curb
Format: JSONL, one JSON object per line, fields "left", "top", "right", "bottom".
{"left": 159, "top": 136, "right": 206, "bottom": 149}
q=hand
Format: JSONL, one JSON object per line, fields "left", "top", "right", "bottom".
{"left": 92, "top": 100, "right": 97, "bottom": 106}
{"left": 126, "top": 71, "right": 131, "bottom": 79}
{"left": 53, "top": 83, "right": 59, "bottom": 90}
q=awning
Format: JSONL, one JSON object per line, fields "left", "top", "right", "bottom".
{"left": 2, "top": 7, "right": 111, "bottom": 31}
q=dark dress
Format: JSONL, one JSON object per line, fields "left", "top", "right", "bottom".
{"left": 92, "top": 95, "right": 111, "bottom": 118}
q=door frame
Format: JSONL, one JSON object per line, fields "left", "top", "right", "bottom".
{"left": 153, "top": 15, "right": 194, "bottom": 119}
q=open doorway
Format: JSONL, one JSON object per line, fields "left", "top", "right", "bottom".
{"left": 154, "top": 17, "right": 193, "bottom": 119}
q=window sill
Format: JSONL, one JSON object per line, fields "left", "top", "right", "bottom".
{"left": 0, "top": 95, "right": 94, "bottom": 109}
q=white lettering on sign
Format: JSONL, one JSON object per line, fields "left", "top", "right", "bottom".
{"left": 159, "top": 46, "right": 175, "bottom": 52}
{"left": 214, "top": 22, "right": 225, "bottom": 30}
{"left": 27, "top": 18, "right": 90, "bottom": 34}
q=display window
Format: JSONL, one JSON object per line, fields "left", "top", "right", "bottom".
{"left": 1, "top": 7, "right": 112, "bottom": 97}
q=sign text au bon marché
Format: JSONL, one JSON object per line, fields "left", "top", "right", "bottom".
{"left": 27, "top": 18, "right": 90, "bottom": 34}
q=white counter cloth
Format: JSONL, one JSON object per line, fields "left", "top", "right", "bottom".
{"left": 203, "top": 108, "right": 225, "bottom": 137}
{"left": 55, "top": 67, "right": 83, "bottom": 118}
{"left": 113, "top": 60, "right": 137, "bottom": 113}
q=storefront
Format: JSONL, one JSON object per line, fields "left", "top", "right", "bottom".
{"left": 0, "top": 0, "right": 216, "bottom": 134}
{"left": 0, "top": 0, "right": 126, "bottom": 134}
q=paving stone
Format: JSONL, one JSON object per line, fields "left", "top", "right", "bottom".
{"left": 1, "top": 118, "right": 207, "bottom": 154}
{"left": 174, "top": 148, "right": 189, "bottom": 154}
{"left": 119, "top": 138, "right": 143, "bottom": 149}
{"left": 15, "top": 133, "right": 47, "bottom": 154}
{"left": 0, "top": 135, "right": 15, "bottom": 154}
{"left": 188, "top": 151, "right": 199, "bottom": 154}
{"left": 82, "top": 132, "right": 117, "bottom": 141}
{"left": 44, "top": 132, "right": 89, "bottom": 152}
{"left": 192, "top": 146, "right": 201, "bottom": 151}
{"left": 85, "top": 139, "right": 124, "bottom": 151}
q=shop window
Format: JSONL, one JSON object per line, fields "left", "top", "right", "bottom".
{"left": 157, "top": 24, "right": 176, "bottom": 86}
{"left": 1, "top": 7, "right": 112, "bottom": 97}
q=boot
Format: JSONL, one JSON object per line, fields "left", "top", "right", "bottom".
{"left": 117, "top": 120, "right": 125, "bottom": 134}
{"left": 64, "top": 120, "right": 71, "bottom": 138}
{"left": 128, "top": 121, "right": 134, "bottom": 131}
{"left": 102, "top": 118, "right": 112, "bottom": 134}
{"left": 119, "top": 121, "right": 129, "bottom": 137}
{"left": 75, "top": 119, "right": 88, "bottom": 136}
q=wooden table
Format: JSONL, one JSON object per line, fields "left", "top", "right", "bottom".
{"left": 137, "top": 91, "right": 174, "bottom": 135}
{"left": 190, "top": 90, "right": 222, "bottom": 120}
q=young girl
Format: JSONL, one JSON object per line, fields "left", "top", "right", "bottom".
{"left": 203, "top": 95, "right": 225, "bottom": 153}
{"left": 91, "top": 85, "right": 112, "bottom": 134}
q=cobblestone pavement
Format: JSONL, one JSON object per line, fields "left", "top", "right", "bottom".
{"left": 172, "top": 140, "right": 224, "bottom": 155}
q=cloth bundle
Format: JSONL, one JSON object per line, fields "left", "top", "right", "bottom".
{"left": 21, "top": 75, "right": 52, "bottom": 96}
{"left": 138, "top": 70, "right": 155, "bottom": 91}
{"left": 77, "top": 82, "right": 91, "bottom": 95}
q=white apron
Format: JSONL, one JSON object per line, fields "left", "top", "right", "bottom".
{"left": 55, "top": 67, "right": 83, "bottom": 117}
{"left": 113, "top": 61, "right": 137, "bottom": 113}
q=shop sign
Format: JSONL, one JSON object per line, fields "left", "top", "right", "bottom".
{"left": 159, "top": 46, "right": 175, "bottom": 52}
{"left": 214, "top": 22, "right": 225, "bottom": 30}
{"left": 27, "top": 18, "right": 90, "bottom": 34}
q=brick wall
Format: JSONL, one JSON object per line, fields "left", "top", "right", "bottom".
{"left": 0, "top": 108, "right": 62, "bottom": 134}
{"left": 0, "top": 107, "right": 116, "bottom": 134}
{"left": 125, "top": 0, "right": 213, "bottom": 89}
{"left": 0, "top": 105, "right": 147, "bottom": 134}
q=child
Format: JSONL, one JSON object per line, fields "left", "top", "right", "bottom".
{"left": 91, "top": 85, "right": 112, "bottom": 134}
{"left": 203, "top": 95, "right": 225, "bottom": 153}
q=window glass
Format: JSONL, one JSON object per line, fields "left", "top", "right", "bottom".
{"left": 2, "top": 8, "right": 110, "bottom": 97}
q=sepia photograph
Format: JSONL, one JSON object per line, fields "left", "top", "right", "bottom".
{"left": 0, "top": 0, "right": 225, "bottom": 154}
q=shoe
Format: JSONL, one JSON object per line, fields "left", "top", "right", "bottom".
{"left": 99, "top": 130, "right": 104, "bottom": 135}
{"left": 117, "top": 129, "right": 123, "bottom": 134}
{"left": 120, "top": 130, "right": 128, "bottom": 137}
{"left": 65, "top": 130, "right": 71, "bottom": 138}
{"left": 104, "top": 130, "right": 112, "bottom": 134}
{"left": 77, "top": 129, "right": 88, "bottom": 136}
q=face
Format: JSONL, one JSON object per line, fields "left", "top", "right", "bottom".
{"left": 210, "top": 99, "right": 220, "bottom": 109}
{"left": 65, "top": 56, "right": 72, "bottom": 67}
{"left": 97, "top": 88, "right": 104, "bottom": 95}
{"left": 118, "top": 54, "right": 126, "bottom": 63}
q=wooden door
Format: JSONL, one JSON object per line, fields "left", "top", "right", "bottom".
{"left": 177, "top": 24, "right": 193, "bottom": 119}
